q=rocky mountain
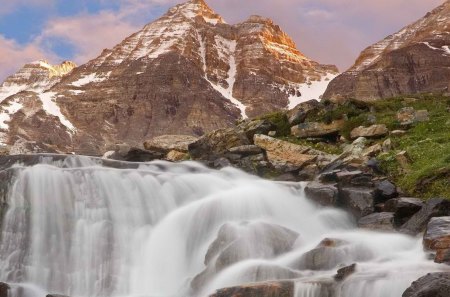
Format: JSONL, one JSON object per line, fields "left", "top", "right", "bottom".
{"left": 0, "top": 0, "right": 337, "bottom": 155}
{"left": 323, "top": 0, "right": 450, "bottom": 101}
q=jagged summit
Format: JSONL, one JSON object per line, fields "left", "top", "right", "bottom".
{"left": 168, "top": 0, "right": 225, "bottom": 25}
{"left": 324, "top": 0, "right": 450, "bottom": 101}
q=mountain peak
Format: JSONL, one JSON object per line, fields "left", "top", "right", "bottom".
{"left": 167, "top": 0, "right": 225, "bottom": 25}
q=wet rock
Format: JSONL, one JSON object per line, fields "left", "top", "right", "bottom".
{"left": 400, "top": 198, "right": 450, "bottom": 235}
{"left": 375, "top": 180, "right": 398, "bottom": 203}
{"left": 402, "top": 273, "right": 450, "bottom": 297}
{"left": 189, "top": 128, "right": 250, "bottom": 160}
{"left": 334, "top": 263, "right": 356, "bottom": 281}
{"left": 0, "top": 283, "right": 10, "bottom": 297}
{"left": 287, "top": 99, "right": 321, "bottom": 125}
{"left": 291, "top": 120, "right": 344, "bottom": 138}
{"left": 335, "top": 170, "right": 373, "bottom": 188}
{"left": 254, "top": 134, "right": 318, "bottom": 170}
{"left": 339, "top": 187, "right": 375, "bottom": 219}
{"left": 105, "top": 144, "right": 164, "bottom": 162}
{"left": 350, "top": 124, "right": 388, "bottom": 139}
{"left": 209, "top": 281, "right": 294, "bottom": 297}
{"left": 423, "top": 217, "right": 450, "bottom": 263}
{"left": 143, "top": 135, "right": 199, "bottom": 153}
{"left": 304, "top": 182, "right": 338, "bottom": 207}
{"left": 166, "top": 150, "right": 189, "bottom": 162}
{"left": 193, "top": 222, "right": 299, "bottom": 290}
{"left": 358, "top": 212, "right": 395, "bottom": 231}
{"left": 291, "top": 238, "right": 364, "bottom": 271}
{"left": 384, "top": 198, "right": 424, "bottom": 226}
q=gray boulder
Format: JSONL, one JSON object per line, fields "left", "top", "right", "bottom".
{"left": 402, "top": 273, "right": 450, "bottom": 297}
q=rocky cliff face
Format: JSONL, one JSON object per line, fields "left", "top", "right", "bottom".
{"left": 323, "top": 0, "right": 450, "bottom": 101}
{"left": 0, "top": 0, "right": 337, "bottom": 155}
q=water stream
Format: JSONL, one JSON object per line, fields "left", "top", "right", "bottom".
{"left": 0, "top": 156, "right": 447, "bottom": 297}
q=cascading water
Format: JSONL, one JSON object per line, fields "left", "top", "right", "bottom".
{"left": 0, "top": 156, "right": 447, "bottom": 297}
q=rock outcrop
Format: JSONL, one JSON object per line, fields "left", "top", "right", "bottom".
{"left": 324, "top": 1, "right": 450, "bottom": 101}
{"left": 402, "top": 273, "right": 450, "bottom": 297}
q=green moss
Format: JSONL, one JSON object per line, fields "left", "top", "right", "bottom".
{"left": 372, "top": 95, "right": 450, "bottom": 199}
{"left": 279, "top": 136, "right": 343, "bottom": 155}
{"left": 257, "top": 112, "right": 291, "bottom": 137}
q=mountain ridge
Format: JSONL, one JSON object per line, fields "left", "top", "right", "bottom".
{"left": 0, "top": 0, "right": 338, "bottom": 155}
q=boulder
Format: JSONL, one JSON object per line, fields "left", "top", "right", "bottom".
{"left": 143, "top": 135, "right": 198, "bottom": 153}
{"left": 287, "top": 99, "right": 321, "bottom": 125}
{"left": 166, "top": 150, "right": 189, "bottom": 162}
{"left": 209, "top": 281, "right": 294, "bottom": 297}
{"left": 339, "top": 187, "right": 375, "bottom": 219}
{"left": 238, "top": 119, "right": 276, "bottom": 141}
{"left": 334, "top": 264, "right": 356, "bottom": 281}
{"left": 304, "top": 182, "right": 338, "bottom": 207}
{"left": 104, "top": 144, "right": 164, "bottom": 162}
{"left": 397, "top": 107, "right": 430, "bottom": 126}
{"left": 253, "top": 134, "right": 319, "bottom": 170}
{"left": 402, "top": 273, "right": 450, "bottom": 297}
{"left": 384, "top": 198, "right": 424, "bottom": 226}
{"left": 358, "top": 212, "right": 395, "bottom": 231}
{"left": 350, "top": 124, "right": 388, "bottom": 139}
{"left": 291, "top": 120, "right": 344, "bottom": 138}
{"left": 374, "top": 180, "right": 398, "bottom": 203}
{"left": 362, "top": 143, "right": 382, "bottom": 158}
{"left": 423, "top": 217, "right": 450, "bottom": 263}
{"left": 188, "top": 128, "right": 250, "bottom": 160}
{"left": 193, "top": 222, "right": 299, "bottom": 290}
{"left": 0, "top": 283, "right": 9, "bottom": 297}
{"left": 291, "top": 238, "right": 362, "bottom": 271}
{"left": 400, "top": 198, "right": 450, "bottom": 235}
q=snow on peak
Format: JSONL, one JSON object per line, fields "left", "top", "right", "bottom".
{"left": 169, "top": 0, "right": 225, "bottom": 25}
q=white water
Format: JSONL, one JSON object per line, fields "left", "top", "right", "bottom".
{"left": 0, "top": 156, "right": 447, "bottom": 297}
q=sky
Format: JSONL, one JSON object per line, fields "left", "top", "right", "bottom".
{"left": 0, "top": 0, "right": 446, "bottom": 81}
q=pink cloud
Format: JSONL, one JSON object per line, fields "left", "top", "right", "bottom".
{"left": 0, "top": 35, "right": 57, "bottom": 81}
{"left": 36, "top": 11, "right": 140, "bottom": 64}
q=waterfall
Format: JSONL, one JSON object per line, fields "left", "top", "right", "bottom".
{"left": 0, "top": 156, "right": 447, "bottom": 297}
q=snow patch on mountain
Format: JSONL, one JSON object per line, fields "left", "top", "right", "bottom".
{"left": 39, "top": 92, "right": 76, "bottom": 131}
{"left": 288, "top": 73, "right": 337, "bottom": 109}
{"left": 0, "top": 100, "right": 23, "bottom": 130}
{"left": 71, "top": 73, "right": 109, "bottom": 87}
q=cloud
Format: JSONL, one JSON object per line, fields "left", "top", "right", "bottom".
{"left": 36, "top": 11, "right": 140, "bottom": 64}
{"left": 0, "top": 35, "right": 57, "bottom": 81}
{"left": 0, "top": 0, "right": 55, "bottom": 15}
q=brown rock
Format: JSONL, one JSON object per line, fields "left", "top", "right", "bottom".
{"left": 166, "top": 150, "right": 189, "bottom": 162}
{"left": 350, "top": 124, "right": 388, "bottom": 139}
{"left": 144, "top": 135, "right": 199, "bottom": 153}
{"left": 209, "top": 281, "right": 294, "bottom": 297}
{"left": 254, "top": 134, "right": 319, "bottom": 169}
{"left": 291, "top": 120, "right": 344, "bottom": 138}
{"left": 423, "top": 217, "right": 450, "bottom": 263}
{"left": 189, "top": 128, "right": 250, "bottom": 160}
{"left": 358, "top": 212, "right": 395, "bottom": 231}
